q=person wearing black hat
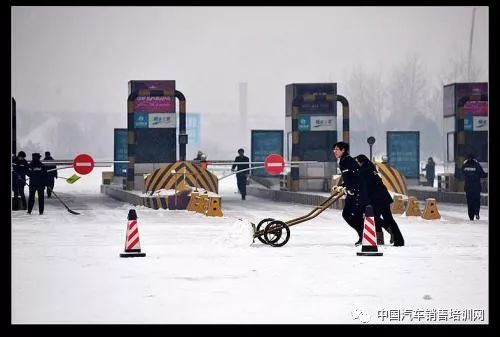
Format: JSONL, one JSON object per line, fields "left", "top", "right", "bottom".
{"left": 231, "top": 148, "right": 250, "bottom": 200}
{"left": 43, "top": 151, "right": 57, "bottom": 198}
{"left": 27, "top": 153, "right": 48, "bottom": 215}
{"left": 12, "top": 151, "right": 29, "bottom": 210}
{"left": 462, "top": 153, "right": 487, "bottom": 221}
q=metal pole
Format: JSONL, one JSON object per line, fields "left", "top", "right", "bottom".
{"left": 467, "top": 7, "right": 476, "bottom": 81}
{"left": 369, "top": 144, "right": 373, "bottom": 162}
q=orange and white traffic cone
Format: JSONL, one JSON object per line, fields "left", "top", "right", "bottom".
{"left": 120, "top": 209, "right": 146, "bottom": 258}
{"left": 357, "top": 205, "right": 383, "bottom": 256}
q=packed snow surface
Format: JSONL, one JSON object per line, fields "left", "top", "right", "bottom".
{"left": 12, "top": 167, "right": 488, "bottom": 324}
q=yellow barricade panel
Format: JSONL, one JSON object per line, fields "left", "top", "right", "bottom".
{"left": 422, "top": 198, "right": 441, "bottom": 220}
{"left": 405, "top": 196, "right": 422, "bottom": 216}
{"left": 186, "top": 192, "right": 199, "bottom": 212}
{"left": 206, "top": 197, "right": 223, "bottom": 217}
{"left": 391, "top": 195, "right": 405, "bottom": 214}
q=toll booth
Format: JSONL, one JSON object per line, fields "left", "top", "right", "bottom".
{"left": 443, "top": 82, "right": 488, "bottom": 192}
{"left": 284, "top": 83, "right": 350, "bottom": 192}
{"left": 126, "top": 80, "right": 187, "bottom": 190}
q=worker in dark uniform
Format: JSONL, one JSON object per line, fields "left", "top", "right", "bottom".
{"left": 12, "top": 151, "right": 29, "bottom": 210}
{"left": 422, "top": 157, "right": 436, "bottom": 187}
{"left": 27, "top": 153, "right": 48, "bottom": 215}
{"left": 231, "top": 148, "right": 250, "bottom": 200}
{"left": 43, "top": 151, "right": 57, "bottom": 198}
{"left": 462, "top": 153, "right": 487, "bottom": 221}
{"left": 193, "top": 150, "right": 204, "bottom": 167}
{"left": 332, "top": 142, "right": 368, "bottom": 246}
{"left": 355, "top": 154, "right": 405, "bottom": 246}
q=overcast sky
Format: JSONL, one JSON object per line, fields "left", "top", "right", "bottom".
{"left": 11, "top": 6, "right": 489, "bottom": 159}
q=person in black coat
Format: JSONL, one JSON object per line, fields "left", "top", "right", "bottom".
{"left": 422, "top": 157, "right": 435, "bottom": 187}
{"left": 462, "top": 153, "right": 487, "bottom": 221}
{"left": 332, "top": 142, "right": 369, "bottom": 246}
{"left": 12, "top": 151, "right": 29, "bottom": 210}
{"left": 44, "top": 151, "right": 57, "bottom": 198}
{"left": 231, "top": 148, "right": 250, "bottom": 200}
{"left": 193, "top": 150, "right": 204, "bottom": 167}
{"left": 27, "top": 153, "right": 48, "bottom": 215}
{"left": 355, "top": 154, "right": 405, "bottom": 246}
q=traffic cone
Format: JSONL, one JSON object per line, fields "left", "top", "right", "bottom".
{"left": 120, "top": 209, "right": 146, "bottom": 258}
{"left": 357, "top": 205, "right": 383, "bottom": 256}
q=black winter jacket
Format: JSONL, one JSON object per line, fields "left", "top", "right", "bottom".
{"left": 28, "top": 159, "right": 48, "bottom": 187}
{"left": 462, "top": 159, "right": 487, "bottom": 193}
{"left": 44, "top": 155, "right": 58, "bottom": 178}
{"left": 339, "top": 153, "right": 369, "bottom": 209}
{"left": 232, "top": 155, "right": 250, "bottom": 175}
{"left": 12, "top": 156, "right": 29, "bottom": 183}
{"left": 359, "top": 161, "right": 393, "bottom": 208}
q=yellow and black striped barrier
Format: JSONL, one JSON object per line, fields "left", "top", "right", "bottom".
{"left": 144, "top": 161, "right": 219, "bottom": 195}
{"left": 374, "top": 161, "right": 408, "bottom": 196}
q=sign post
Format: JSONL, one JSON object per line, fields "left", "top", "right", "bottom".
{"left": 367, "top": 136, "right": 376, "bottom": 161}
{"left": 264, "top": 154, "right": 285, "bottom": 176}
{"left": 73, "top": 154, "right": 95, "bottom": 175}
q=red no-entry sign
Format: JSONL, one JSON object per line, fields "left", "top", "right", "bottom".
{"left": 264, "top": 154, "right": 285, "bottom": 175}
{"left": 73, "top": 153, "right": 94, "bottom": 175}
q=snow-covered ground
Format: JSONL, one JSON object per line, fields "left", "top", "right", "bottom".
{"left": 12, "top": 167, "right": 488, "bottom": 324}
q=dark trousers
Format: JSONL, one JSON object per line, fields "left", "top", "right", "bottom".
{"left": 236, "top": 174, "right": 247, "bottom": 199}
{"left": 28, "top": 185, "right": 45, "bottom": 214}
{"left": 46, "top": 177, "right": 55, "bottom": 197}
{"left": 342, "top": 197, "right": 364, "bottom": 238}
{"left": 13, "top": 181, "right": 27, "bottom": 210}
{"left": 465, "top": 191, "right": 481, "bottom": 220}
{"left": 373, "top": 203, "right": 404, "bottom": 245}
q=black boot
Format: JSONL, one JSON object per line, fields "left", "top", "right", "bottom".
{"left": 385, "top": 227, "right": 394, "bottom": 244}
{"left": 354, "top": 231, "right": 363, "bottom": 246}
{"left": 393, "top": 235, "right": 404, "bottom": 246}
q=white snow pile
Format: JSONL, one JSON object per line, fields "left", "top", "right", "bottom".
{"left": 142, "top": 188, "right": 177, "bottom": 197}
{"left": 213, "top": 218, "right": 255, "bottom": 248}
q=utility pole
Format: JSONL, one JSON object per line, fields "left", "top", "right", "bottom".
{"left": 467, "top": 7, "right": 476, "bottom": 81}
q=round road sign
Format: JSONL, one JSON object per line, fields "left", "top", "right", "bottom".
{"left": 264, "top": 154, "right": 285, "bottom": 175}
{"left": 73, "top": 153, "right": 94, "bottom": 175}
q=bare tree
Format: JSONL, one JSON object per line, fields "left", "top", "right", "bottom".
{"left": 386, "top": 53, "right": 428, "bottom": 131}
{"left": 342, "top": 65, "right": 387, "bottom": 156}
{"left": 439, "top": 51, "right": 485, "bottom": 85}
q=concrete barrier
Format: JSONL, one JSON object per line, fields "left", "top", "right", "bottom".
{"left": 407, "top": 188, "right": 487, "bottom": 206}
{"left": 101, "top": 184, "right": 143, "bottom": 206}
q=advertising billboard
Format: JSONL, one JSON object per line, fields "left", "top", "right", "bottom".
{"left": 464, "top": 101, "right": 488, "bottom": 116}
{"left": 387, "top": 131, "right": 420, "bottom": 179}
{"left": 114, "top": 128, "right": 128, "bottom": 176}
{"left": 251, "top": 130, "right": 284, "bottom": 177}
{"left": 298, "top": 115, "right": 337, "bottom": 131}
{"left": 133, "top": 96, "right": 175, "bottom": 113}
{"left": 134, "top": 113, "right": 149, "bottom": 128}
{"left": 149, "top": 113, "right": 176, "bottom": 128}
{"left": 286, "top": 83, "right": 337, "bottom": 116}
